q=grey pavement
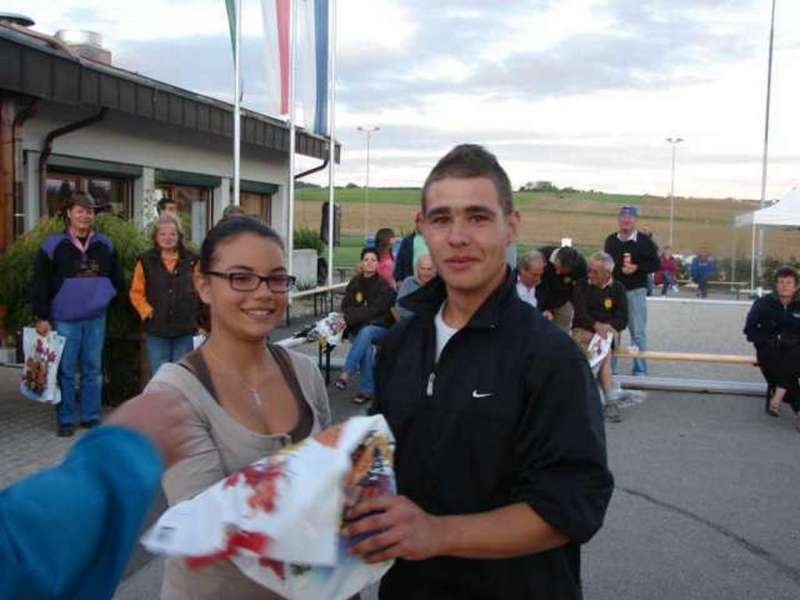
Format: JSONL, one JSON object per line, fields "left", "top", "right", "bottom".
{"left": 1, "top": 297, "right": 798, "bottom": 599}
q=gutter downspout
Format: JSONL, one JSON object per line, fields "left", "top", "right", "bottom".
{"left": 295, "top": 157, "right": 328, "bottom": 180}
{"left": 39, "top": 108, "right": 107, "bottom": 216}
{"left": 10, "top": 98, "right": 39, "bottom": 237}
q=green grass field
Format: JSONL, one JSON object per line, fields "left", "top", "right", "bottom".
{"left": 298, "top": 186, "right": 798, "bottom": 269}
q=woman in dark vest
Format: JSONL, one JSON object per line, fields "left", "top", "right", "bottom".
{"left": 130, "top": 213, "right": 199, "bottom": 376}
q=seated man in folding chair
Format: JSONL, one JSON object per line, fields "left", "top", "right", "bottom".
{"left": 572, "top": 251, "right": 628, "bottom": 422}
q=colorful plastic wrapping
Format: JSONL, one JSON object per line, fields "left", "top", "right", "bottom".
{"left": 20, "top": 328, "right": 66, "bottom": 404}
{"left": 142, "top": 415, "right": 396, "bottom": 600}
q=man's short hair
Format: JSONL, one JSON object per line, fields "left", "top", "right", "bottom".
{"left": 415, "top": 253, "right": 432, "bottom": 269}
{"left": 360, "top": 246, "right": 378, "bottom": 261}
{"left": 518, "top": 249, "right": 544, "bottom": 271}
{"left": 591, "top": 251, "right": 615, "bottom": 273}
{"left": 554, "top": 246, "right": 582, "bottom": 272}
{"left": 157, "top": 197, "right": 177, "bottom": 212}
{"left": 222, "top": 204, "right": 246, "bottom": 220}
{"left": 775, "top": 265, "right": 799, "bottom": 285}
{"left": 421, "top": 144, "right": 514, "bottom": 214}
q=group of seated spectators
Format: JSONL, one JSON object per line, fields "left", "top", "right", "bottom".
{"left": 514, "top": 246, "right": 628, "bottom": 422}
{"left": 335, "top": 227, "right": 437, "bottom": 404}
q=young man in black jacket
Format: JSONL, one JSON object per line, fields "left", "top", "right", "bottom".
{"left": 346, "top": 145, "right": 613, "bottom": 599}
{"left": 603, "top": 205, "right": 659, "bottom": 375}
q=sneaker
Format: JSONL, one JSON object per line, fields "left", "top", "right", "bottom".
{"left": 80, "top": 419, "right": 101, "bottom": 429}
{"left": 57, "top": 425, "right": 75, "bottom": 437}
{"left": 604, "top": 401, "right": 622, "bottom": 423}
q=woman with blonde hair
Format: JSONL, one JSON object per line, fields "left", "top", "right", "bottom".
{"left": 148, "top": 216, "right": 331, "bottom": 598}
{"left": 130, "top": 213, "right": 198, "bottom": 376}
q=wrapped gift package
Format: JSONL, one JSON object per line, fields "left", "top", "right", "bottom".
{"left": 142, "top": 415, "right": 396, "bottom": 600}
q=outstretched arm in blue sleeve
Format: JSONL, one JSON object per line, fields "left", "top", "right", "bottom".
{"left": 0, "top": 426, "right": 164, "bottom": 599}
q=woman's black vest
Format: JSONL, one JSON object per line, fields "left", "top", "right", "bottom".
{"left": 140, "top": 248, "right": 198, "bottom": 338}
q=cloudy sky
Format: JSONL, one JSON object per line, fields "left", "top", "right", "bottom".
{"left": 6, "top": 0, "right": 800, "bottom": 199}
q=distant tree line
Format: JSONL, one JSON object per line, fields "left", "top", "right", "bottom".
{"left": 518, "top": 181, "right": 584, "bottom": 194}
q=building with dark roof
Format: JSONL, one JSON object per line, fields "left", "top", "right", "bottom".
{"left": 0, "top": 19, "right": 339, "bottom": 250}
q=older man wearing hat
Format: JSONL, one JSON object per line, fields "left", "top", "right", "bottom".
{"left": 31, "top": 192, "right": 123, "bottom": 437}
{"left": 603, "top": 204, "right": 660, "bottom": 375}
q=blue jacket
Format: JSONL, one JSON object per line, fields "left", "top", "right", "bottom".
{"left": 690, "top": 257, "right": 716, "bottom": 282}
{"left": 0, "top": 426, "right": 163, "bottom": 599}
{"left": 32, "top": 230, "right": 122, "bottom": 322}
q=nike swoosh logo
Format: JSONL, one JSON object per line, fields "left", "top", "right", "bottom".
{"left": 472, "top": 391, "right": 493, "bottom": 398}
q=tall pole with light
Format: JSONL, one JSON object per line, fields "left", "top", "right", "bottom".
{"left": 751, "top": 0, "right": 776, "bottom": 293}
{"left": 357, "top": 125, "right": 379, "bottom": 239}
{"left": 666, "top": 137, "right": 683, "bottom": 247}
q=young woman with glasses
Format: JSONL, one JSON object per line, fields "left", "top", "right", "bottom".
{"left": 147, "top": 216, "right": 331, "bottom": 599}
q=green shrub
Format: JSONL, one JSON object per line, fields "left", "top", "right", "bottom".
{"left": 0, "top": 215, "right": 148, "bottom": 339}
{"left": 294, "top": 227, "right": 325, "bottom": 255}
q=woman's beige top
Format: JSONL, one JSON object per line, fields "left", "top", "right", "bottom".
{"left": 149, "top": 348, "right": 332, "bottom": 600}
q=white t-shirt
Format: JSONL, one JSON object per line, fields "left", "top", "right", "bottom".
{"left": 434, "top": 302, "right": 460, "bottom": 361}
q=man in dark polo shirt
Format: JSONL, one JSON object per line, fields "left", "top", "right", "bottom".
{"left": 345, "top": 144, "right": 613, "bottom": 599}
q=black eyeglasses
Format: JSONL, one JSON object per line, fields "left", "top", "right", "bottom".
{"left": 204, "top": 271, "right": 297, "bottom": 293}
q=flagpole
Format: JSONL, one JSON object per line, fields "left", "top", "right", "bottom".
{"left": 751, "top": 0, "right": 776, "bottom": 294}
{"left": 233, "top": 0, "right": 242, "bottom": 206}
{"left": 326, "top": 0, "right": 336, "bottom": 288}
{"left": 287, "top": 0, "right": 297, "bottom": 276}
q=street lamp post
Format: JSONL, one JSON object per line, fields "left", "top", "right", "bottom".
{"left": 357, "top": 125, "right": 380, "bottom": 239}
{"left": 666, "top": 137, "right": 684, "bottom": 247}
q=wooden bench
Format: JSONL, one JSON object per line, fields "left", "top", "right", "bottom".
{"left": 675, "top": 280, "right": 749, "bottom": 300}
{"left": 613, "top": 349, "right": 757, "bottom": 366}
{"left": 612, "top": 348, "right": 762, "bottom": 397}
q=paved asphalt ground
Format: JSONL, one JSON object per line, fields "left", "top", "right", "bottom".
{"left": 2, "top": 295, "right": 798, "bottom": 599}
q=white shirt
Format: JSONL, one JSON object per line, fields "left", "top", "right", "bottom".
{"left": 516, "top": 279, "right": 539, "bottom": 309}
{"left": 434, "top": 302, "right": 460, "bottom": 361}
{"left": 616, "top": 230, "right": 639, "bottom": 243}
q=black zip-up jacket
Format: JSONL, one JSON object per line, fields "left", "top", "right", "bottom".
{"left": 603, "top": 231, "right": 660, "bottom": 291}
{"left": 393, "top": 232, "right": 415, "bottom": 282}
{"left": 371, "top": 271, "right": 613, "bottom": 600}
{"left": 743, "top": 293, "right": 800, "bottom": 347}
{"left": 135, "top": 248, "right": 199, "bottom": 338}
{"left": 538, "top": 245, "right": 588, "bottom": 311}
{"left": 341, "top": 273, "right": 395, "bottom": 335}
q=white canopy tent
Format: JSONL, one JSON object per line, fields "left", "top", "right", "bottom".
{"left": 735, "top": 186, "right": 800, "bottom": 292}
{"left": 735, "top": 186, "right": 800, "bottom": 227}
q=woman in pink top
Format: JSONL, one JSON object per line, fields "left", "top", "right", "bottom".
{"left": 374, "top": 227, "right": 397, "bottom": 290}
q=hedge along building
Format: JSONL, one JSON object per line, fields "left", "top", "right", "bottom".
{"left": 0, "top": 16, "right": 340, "bottom": 253}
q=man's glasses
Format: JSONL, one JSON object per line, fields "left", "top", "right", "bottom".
{"left": 204, "top": 271, "right": 297, "bottom": 293}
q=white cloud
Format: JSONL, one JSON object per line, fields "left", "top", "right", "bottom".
{"left": 3, "top": 0, "right": 799, "bottom": 198}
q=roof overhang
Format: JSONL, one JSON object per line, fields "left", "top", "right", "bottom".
{"left": 0, "top": 26, "right": 340, "bottom": 163}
